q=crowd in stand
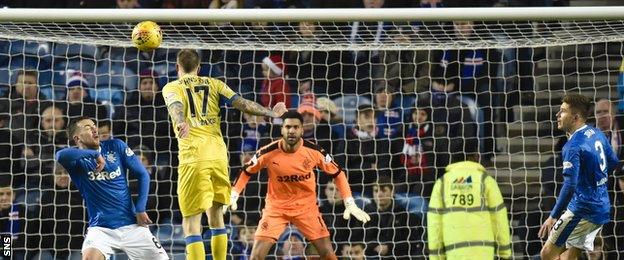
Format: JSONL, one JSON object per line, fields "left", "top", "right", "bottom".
{"left": 6, "top": 0, "right": 624, "bottom": 259}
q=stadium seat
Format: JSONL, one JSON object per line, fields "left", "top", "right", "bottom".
{"left": 9, "top": 54, "right": 52, "bottom": 71}
{"left": 332, "top": 94, "right": 372, "bottom": 125}
{"left": 95, "top": 61, "right": 138, "bottom": 90}
{"left": 8, "top": 40, "right": 50, "bottom": 56}
{"left": 88, "top": 87, "right": 125, "bottom": 105}
{"left": 54, "top": 59, "right": 97, "bottom": 74}
{"left": 53, "top": 43, "right": 98, "bottom": 59}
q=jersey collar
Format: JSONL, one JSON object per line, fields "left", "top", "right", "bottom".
{"left": 569, "top": 124, "right": 588, "bottom": 139}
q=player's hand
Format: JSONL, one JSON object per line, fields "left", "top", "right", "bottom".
{"left": 538, "top": 216, "right": 557, "bottom": 239}
{"left": 136, "top": 212, "right": 153, "bottom": 227}
{"left": 271, "top": 102, "right": 287, "bottom": 118}
{"left": 95, "top": 155, "right": 105, "bottom": 173}
{"left": 176, "top": 122, "right": 190, "bottom": 138}
{"left": 343, "top": 197, "right": 370, "bottom": 224}
{"left": 222, "top": 191, "right": 240, "bottom": 213}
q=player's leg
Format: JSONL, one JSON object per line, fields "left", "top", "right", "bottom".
{"left": 541, "top": 241, "right": 566, "bottom": 260}
{"left": 560, "top": 247, "right": 583, "bottom": 260}
{"left": 178, "top": 163, "right": 213, "bottom": 260}
{"left": 250, "top": 237, "right": 276, "bottom": 260}
{"left": 81, "top": 226, "right": 118, "bottom": 260}
{"left": 310, "top": 237, "right": 337, "bottom": 260}
{"left": 121, "top": 224, "right": 169, "bottom": 260}
{"left": 542, "top": 211, "right": 580, "bottom": 260}
{"left": 207, "top": 202, "right": 227, "bottom": 260}
{"left": 206, "top": 159, "right": 231, "bottom": 260}
{"left": 290, "top": 208, "right": 334, "bottom": 259}
{"left": 560, "top": 222, "right": 603, "bottom": 260}
{"left": 251, "top": 210, "right": 290, "bottom": 260}
{"left": 82, "top": 248, "right": 106, "bottom": 260}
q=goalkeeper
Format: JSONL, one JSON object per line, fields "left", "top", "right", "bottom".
{"left": 225, "top": 111, "right": 370, "bottom": 259}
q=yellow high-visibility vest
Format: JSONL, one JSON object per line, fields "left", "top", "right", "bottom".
{"left": 427, "top": 161, "right": 512, "bottom": 260}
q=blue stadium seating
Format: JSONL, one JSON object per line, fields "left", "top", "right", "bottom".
{"left": 95, "top": 61, "right": 138, "bottom": 90}
{"left": 53, "top": 43, "right": 98, "bottom": 59}
{"left": 54, "top": 59, "right": 97, "bottom": 74}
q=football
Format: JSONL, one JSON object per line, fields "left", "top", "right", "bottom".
{"left": 132, "top": 21, "right": 162, "bottom": 51}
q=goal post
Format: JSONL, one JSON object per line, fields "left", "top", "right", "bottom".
{"left": 0, "top": 6, "right": 623, "bottom": 259}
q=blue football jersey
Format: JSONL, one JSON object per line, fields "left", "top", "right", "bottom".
{"left": 558, "top": 125, "right": 619, "bottom": 224}
{"left": 56, "top": 139, "right": 150, "bottom": 229}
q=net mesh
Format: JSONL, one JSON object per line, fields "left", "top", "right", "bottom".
{"left": 0, "top": 21, "right": 624, "bottom": 50}
{"left": 0, "top": 17, "right": 623, "bottom": 259}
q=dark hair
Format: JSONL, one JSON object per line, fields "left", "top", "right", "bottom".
{"left": 67, "top": 116, "right": 93, "bottom": 140}
{"left": 375, "top": 174, "right": 393, "bottom": 191}
{"left": 356, "top": 104, "right": 374, "bottom": 116}
{"left": 281, "top": 110, "right": 304, "bottom": 124}
{"left": 0, "top": 174, "right": 11, "bottom": 188}
{"left": 98, "top": 120, "right": 111, "bottom": 129}
{"left": 562, "top": 93, "right": 592, "bottom": 120}
{"left": 176, "top": 49, "right": 201, "bottom": 73}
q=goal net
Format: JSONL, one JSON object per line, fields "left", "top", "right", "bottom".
{"left": 1, "top": 7, "right": 624, "bottom": 259}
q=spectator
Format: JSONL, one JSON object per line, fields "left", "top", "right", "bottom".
{"left": 319, "top": 180, "right": 362, "bottom": 248}
{"left": 113, "top": 69, "right": 173, "bottom": 162}
{"left": 36, "top": 164, "right": 85, "bottom": 260}
{"left": 231, "top": 225, "right": 255, "bottom": 259}
{"left": 345, "top": 105, "right": 382, "bottom": 187}
{"left": 363, "top": 176, "right": 424, "bottom": 258}
{"left": 316, "top": 97, "right": 342, "bottom": 124}
{"left": 401, "top": 105, "right": 434, "bottom": 177}
{"left": 260, "top": 54, "right": 292, "bottom": 108}
{"left": 347, "top": 0, "right": 388, "bottom": 94}
{"left": 98, "top": 120, "right": 113, "bottom": 141}
{"left": 63, "top": 71, "right": 108, "bottom": 121}
{"left": 373, "top": 24, "right": 427, "bottom": 93}
{"left": 0, "top": 175, "right": 25, "bottom": 258}
{"left": 277, "top": 227, "right": 306, "bottom": 260}
{"left": 373, "top": 84, "right": 403, "bottom": 138}
{"left": 427, "top": 157, "right": 511, "bottom": 259}
{"left": 431, "top": 20, "right": 499, "bottom": 161}
{"left": 594, "top": 98, "right": 624, "bottom": 258}
{"left": 4, "top": 70, "right": 47, "bottom": 131}
{"left": 285, "top": 22, "right": 342, "bottom": 97}
{"left": 161, "top": 0, "right": 212, "bottom": 8}
{"left": 419, "top": 86, "right": 478, "bottom": 172}
{"left": 297, "top": 103, "right": 338, "bottom": 159}
{"left": 340, "top": 243, "right": 366, "bottom": 260}
{"left": 116, "top": 0, "right": 140, "bottom": 8}
{"left": 19, "top": 105, "right": 67, "bottom": 188}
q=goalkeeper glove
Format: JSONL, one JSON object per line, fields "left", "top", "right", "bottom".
{"left": 222, "top": 190, "right": 239, "bottom": 213}
{"left": 343, "top": 197, "right": 370, "bottom": 224}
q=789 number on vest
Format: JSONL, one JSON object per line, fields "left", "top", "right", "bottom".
{"left": 451, "top": 194, "right": 474, "bottom": 206}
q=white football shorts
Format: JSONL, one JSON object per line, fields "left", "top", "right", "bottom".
{"left": 82, "top": 224, "right": 169, "bottom": 260}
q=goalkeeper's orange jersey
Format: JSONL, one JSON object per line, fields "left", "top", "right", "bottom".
{"left": 233, "top": 139, "right": 353, "bottom": 212}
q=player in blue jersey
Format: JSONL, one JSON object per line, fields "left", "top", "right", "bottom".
{"left": 56, "top": 116, "right": 168, "bottom": 260}
{"left": 539, "top": 94, "right": 619, "bottom": 260}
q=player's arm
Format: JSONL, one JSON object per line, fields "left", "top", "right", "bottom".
{"left": 315, "top": 148, "right": 370, "bottom": 223}
{"left": 211, "top": 78, "right": 286, "bottom": 118}
{"left": 231, "top": 95, "right": 286, "bottom": 118}
{"left": 117, "top": 140, "right": 153, "bottom": 226}
{"left": 55, "top": 147, "right": 103, "bottom": 173}
{"left": 224, "top": 151, "right": 266, "bottom": 212}
{"left": 162, "top": 85, "right": 190, "bottom": 138}
{"left": 550, "top": 147, "right": 580, "bottom": 218}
